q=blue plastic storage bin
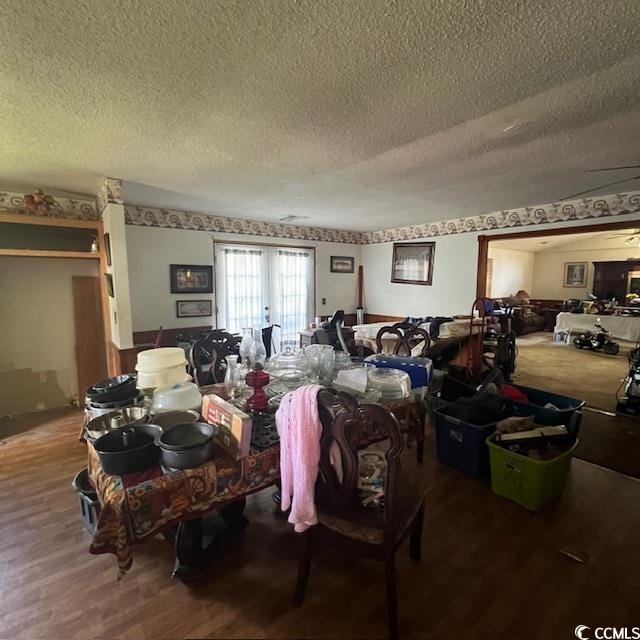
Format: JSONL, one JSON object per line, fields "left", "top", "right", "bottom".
{"left": 433, "top": 406, "right": 497, "bottom": 478}
{"left": 504, "top": 385, "right": 585, "bottom": 433}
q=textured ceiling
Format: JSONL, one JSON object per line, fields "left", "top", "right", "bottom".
{"left": 1, "top": 0, "right": 640, "bottom": 231}
{"left": 491, "top": 228, "right": 640, "bottom": 253}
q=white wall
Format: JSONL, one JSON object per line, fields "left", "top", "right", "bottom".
{"left": 0, "top": 256, "right": 99, "bottom": 416}
{"left": 361, "top": 233, "right": 478, "bottom": 317}
{"left": 125, "top": 225, "right": 361, "bottom": 332}
{"left": 532, "top": 241, "right": 640, "bottom": 300}
{"left": 488, "top": 247, "right": 535, "bottom": 298}
{"left": 360, "top": 216, "right": 640, "bottom": 317}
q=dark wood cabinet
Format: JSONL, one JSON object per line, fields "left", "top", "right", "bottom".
{"left": 593, "top": 260, "right": 640, "bottom": 301}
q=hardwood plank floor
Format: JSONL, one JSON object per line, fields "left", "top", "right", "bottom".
{"left": 1, "top": 408, "right": 638, "bottom": 639}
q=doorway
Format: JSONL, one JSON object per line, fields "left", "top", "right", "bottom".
{"left": 476, "top": 221, "right": 640, "bottom": 476}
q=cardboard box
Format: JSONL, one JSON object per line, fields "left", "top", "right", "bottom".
{"left": 202, "top": 393, "right": 252, "bottom": 459}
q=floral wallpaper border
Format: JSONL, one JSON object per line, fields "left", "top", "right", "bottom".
{"left": 0, "top": 190, "right": 97, "bottom": 220}
{"left": 360, "top": 191, "right": 640, "bottom": 244}
{"left": 2, "top": 185, "right": 639, "bottom": 244}
{"left": 96, "top": 178, "right": 124, "bottom": 214}
{"left": 124, "top": 205, "right": 365, "bottom": 244}
{"left": 124, "top": 191, "right": 640, "bottom": 245}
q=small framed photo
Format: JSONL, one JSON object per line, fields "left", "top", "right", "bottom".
{"left": 103, "top": 233, "right": 112, "bottom": 267}
{"left": 330, "top": 256, "right": 355, "bottom": 273}
{"left": 104, "top": 273, "right": 115, "bottom": 297}
{"left": 170, "top": 264, "right": 213, "bottom": 293}
{"left": 391, "top": 242, "right": 435, "bottom": 285}
{"left": 176, "top": 299, "right": 212, "bottom": 318}
{"left": 563, "top": 262, "right": 587, "bottom": 288}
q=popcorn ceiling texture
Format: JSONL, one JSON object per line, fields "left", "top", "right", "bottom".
{"left": 1, "top": 1, "right": 640, "bottom": 231}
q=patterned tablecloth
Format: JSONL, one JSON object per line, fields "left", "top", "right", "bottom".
{"left": 87, "top": 442, "right": 279, "bottom": 578}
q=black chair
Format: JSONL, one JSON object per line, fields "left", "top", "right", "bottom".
{"left": 187, "top": 330, "right": 241, "bottom": 386}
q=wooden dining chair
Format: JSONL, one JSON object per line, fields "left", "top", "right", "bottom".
{"left": 188, "top": 337, "right": 218, "bottom": 387}
{"left": 375, "top": 322, "right": 431, "bottom": 357}
{"left": 292, "top": 389, "right": 427, "bottom": 639}
{"left": 188, "top": 330, "right": 242, "bottom": 385}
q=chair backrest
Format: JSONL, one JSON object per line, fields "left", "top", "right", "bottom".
{"left": 316, "top": 389, "right": 404, "bottom": 533}
{"left": 262, "top": 325, "right": 274, "bottom": 358}
{"left": 375, "top": 322, "right": 431, "bottom": 357}
{"left": 200, "top": 330, "right": 241, "bottom": 382}
{"left": 188, "top": 337, "right": 218, "bottom": 387}
{"left": 153, "top": 326, "right": 164, "bottom": 348}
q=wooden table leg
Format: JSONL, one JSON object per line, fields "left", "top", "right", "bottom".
{"left": 172, "top": 518, "right": 203, "bottom": 582}
{"left": 220, "top": 498, "right": 249, "bottom": 529}
{"left": 170, "top": 499, "right": 250, "bottom": 581}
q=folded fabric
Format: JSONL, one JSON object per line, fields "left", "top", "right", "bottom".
{"left": 500, "top": 384, "right": 529, "bottom": 403}
{"left": 276, "top": 384, "right": 323, "bottom": 533}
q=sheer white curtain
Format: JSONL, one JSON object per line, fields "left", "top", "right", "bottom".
{"left": 216, "top": 246, "right": 267, "bottom": 334}
{"left": 215, "top": 243, "right": 313, "bottom": 350}
{"left": 271, "top": 249, "right": 312, "bottom": 349}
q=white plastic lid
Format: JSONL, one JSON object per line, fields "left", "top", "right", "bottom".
{"left": 136, "top": 347, "right": 186, "bottom": 371}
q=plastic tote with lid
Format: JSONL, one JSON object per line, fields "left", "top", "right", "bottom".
{"left": 136, "top": 347, "right": 191, "bottom": 389}
{"left": 152, "top": 382, "right": 203, "bottom": 414}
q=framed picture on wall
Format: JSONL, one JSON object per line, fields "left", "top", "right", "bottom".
{"left": 170, "top": 264, "right": 213, "bottom": 293}
{"left": 330, "top": 256, "right": 355, "bottom": 273}
{"left": 563, "top": 262, "right": 587, "bottom": 287}
{"left": 391, "top": 242, "right": 435, "bottom": 285}
{"left": 176, "top": 299, "right": 212, "bottom": 318}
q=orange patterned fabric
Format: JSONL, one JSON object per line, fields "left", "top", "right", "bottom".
{"left": 86, "top": 444, "right": 279, "bottom": 578}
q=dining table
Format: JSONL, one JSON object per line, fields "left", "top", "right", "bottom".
{"left": 86, "top": 436, "right": 279, "bottom": 580}
{"left": 83, "top": 387, "right": 426, "bottom": 581}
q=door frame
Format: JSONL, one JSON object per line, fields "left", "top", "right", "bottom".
{"left": 476, "top": 218, "right": 640, "bottom": 298}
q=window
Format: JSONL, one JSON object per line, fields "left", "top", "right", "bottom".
{"left": 215, "top": 243, "right": 314, "bottom": 350}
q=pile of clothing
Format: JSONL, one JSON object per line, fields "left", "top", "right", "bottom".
{"left": 438, "top": 382, "right": 576, "bottom": 461}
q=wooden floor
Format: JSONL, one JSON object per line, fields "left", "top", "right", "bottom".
{"left": 1, "top": 408, "right": 639, "bottom": 639}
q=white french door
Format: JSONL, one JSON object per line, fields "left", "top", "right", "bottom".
{"left": 215, "top": 243, "right": 314, "bottom": 350}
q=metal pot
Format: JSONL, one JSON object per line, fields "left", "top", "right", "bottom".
{"left": 94, "top": 424, "right": 161, "bottom": 475}
{"left": 86, "top": 375, "right": 138, "bottom": 403}
{"left": 151, "top": 410, "right": 200, "bottom": 431}
{"left": 85, "top": 407, "right": 150, "bottom": 440}
{"left": 159, "top": 422, "right": 214, "bottom": 451}
{"left": 160, "top": 440, "right": 214, "bottom": 470}
{"left": 159, "top": 422, "right": 217, "bottom": 470}
{"left": 87, "top": 392, "right": 146, "bottom": 410}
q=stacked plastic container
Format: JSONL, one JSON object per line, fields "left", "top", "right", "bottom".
{"left": 136, "top": 347, "right": 191, "bottom": 389}
{"left": 432, "top": 375, "right": 584, "bottom": 511}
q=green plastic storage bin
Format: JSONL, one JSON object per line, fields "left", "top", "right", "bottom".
{"left": 486, "top": 436, "right": 578, "bottom": 511}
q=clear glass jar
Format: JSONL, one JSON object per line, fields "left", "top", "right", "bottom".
{"left": 239, "top": 328, "right": 254, "bottom": 364}
{"left": 250, "top": 328, "right": 267, "bottom": 367}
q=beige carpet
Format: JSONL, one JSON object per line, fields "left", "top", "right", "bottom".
{"left": 513, "top": 332, "right": 631, "bottom": 411}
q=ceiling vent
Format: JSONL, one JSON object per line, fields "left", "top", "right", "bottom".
{"left": 279, "top": 215, "right": 310, "bottom": 222}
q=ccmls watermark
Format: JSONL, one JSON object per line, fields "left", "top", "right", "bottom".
{"left": 575, "top": 626, "right": 640, "bottom": 640}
